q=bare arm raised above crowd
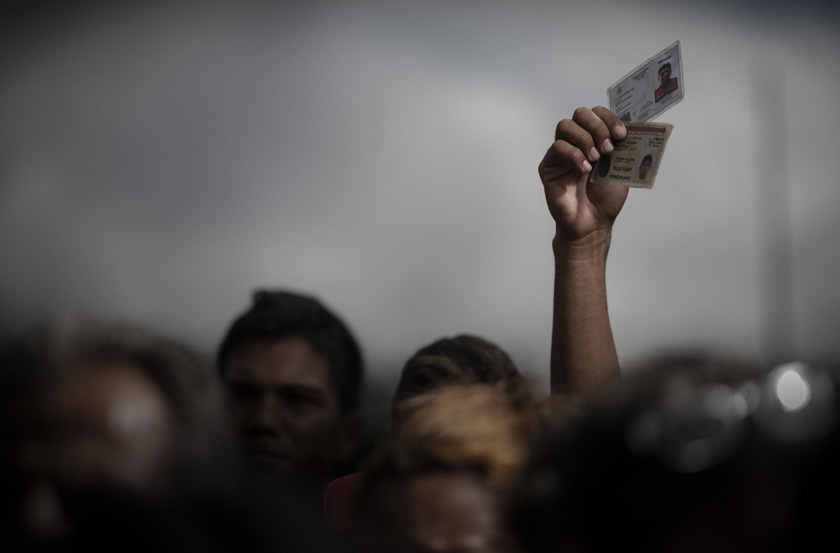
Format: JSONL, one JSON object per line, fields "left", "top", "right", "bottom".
{"left": 542, "top": 106, "right": 627, "bottom": 397}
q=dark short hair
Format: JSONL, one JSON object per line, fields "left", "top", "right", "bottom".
{"left": 391, "top": 334, "right": 519, "bottom": 420}
{"left": 642, "top": 154, "right": 653, "bottom": 164}
{"left": 216, "top": 290, "right": 363, "bottom": 414}
{"left": 658, "top": 62, "right": 671, "bottom": 73}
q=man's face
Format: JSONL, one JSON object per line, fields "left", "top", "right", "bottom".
{"left": 639, "top": 158, "right": 652, "bottom": 180}
{"left": 659, "top": 66, "right": 672, "bottom": 85}
{"left": 223, "top": 337, "right": 352, "bottom": 479}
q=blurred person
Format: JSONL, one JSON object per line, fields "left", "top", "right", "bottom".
{"left": 216, "top": 290, "right": 363, "bottom": 485}
{"left": 354, "top": 380, "right": 542, "bottom": 553}
{"left": 0, "top": 316, "right": 241, "bottom": 549}
{"left": 507, "top": 356, "right": 840, "bottom": 553}
{"left": 391, "top": 378, "right": 541, "bottom": 491}
{"left": 323, "top": 333, "right": 523, "bottom": 537}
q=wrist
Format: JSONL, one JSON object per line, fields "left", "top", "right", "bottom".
{"left": 552, "top": 226, "right": 612, "bottom": 263}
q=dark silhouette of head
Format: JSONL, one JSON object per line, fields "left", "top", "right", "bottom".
{"left": 391, "top": 334, "right": 519, "bottom": 425}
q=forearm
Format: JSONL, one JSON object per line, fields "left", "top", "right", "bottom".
{"left": 550, "top": 228, "right": 620, "bottom": 397}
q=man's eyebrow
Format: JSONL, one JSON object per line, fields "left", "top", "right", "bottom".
{"left": 276, "top": 384, "right": 326, "bottom": 397}
{"left": 225, "top": 378, "right": 260, "bottom": 387}
{"left": 224, "top": 379, "right": 326, "bottom": 396}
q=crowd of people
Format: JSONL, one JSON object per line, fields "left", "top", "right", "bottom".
{"left": 2, "top": 107, "right": 837, "bottom": 552}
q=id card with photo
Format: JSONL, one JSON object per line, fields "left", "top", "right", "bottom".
{"left": 608, "top": 41, "right": 683, "bottom": 123}
{"left": 590, "top": 123, "right": 673, "bottom": 189}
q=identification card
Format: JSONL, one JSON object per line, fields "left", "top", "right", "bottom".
{"left": 590, "top": 123, "right": 673, "bottom": 189}
{"left": 608, "top": 41, "right": 683, "bottom": 123}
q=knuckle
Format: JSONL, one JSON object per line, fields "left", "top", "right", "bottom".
{"left": 555, "top": 118, "right": 573, "bottom": 140}
{"left": 569, "top": 148, "right": 586, "bottom": 165}
{"left": 574, "top": 127, "right": 595, "bottom": 148}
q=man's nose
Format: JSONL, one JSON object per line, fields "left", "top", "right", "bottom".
{"left": 250, "top": 394, "right": 285, "bottom": 432}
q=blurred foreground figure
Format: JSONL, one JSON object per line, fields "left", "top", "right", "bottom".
{"left": 323, "top": 333, "right": 527, "bottom": 534}
{"left": 0, "top": 317, "right": 228, "bottom": 540}
{"left": 0, "top": 316, "right": 332, "bottom": 552}
{"left": 355, "top": 380, "right": 541, "bottom": 553}
{"left": 509, "top": 357, "right": 840, "bottom": 553}
{"left": 217, "top": 290, "right": 363, "bottom": 484}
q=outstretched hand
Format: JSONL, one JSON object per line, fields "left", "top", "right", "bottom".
{"left": 543, "top": 107, "right": 626, "bottom": 396}
{"left": 540, "top": 107, "right": 629, "bottom": 249}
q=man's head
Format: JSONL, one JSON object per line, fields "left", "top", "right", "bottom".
{"left": 391, "top": 334, "right": 519, "bottom": 425}
{"left": 658, "top": 63, "right": 672, "bottom": 86}
{"left": 356, "top": 382, "right": 535, "bottom": 553}
{"left": 217, "top": 290, "right": 363, "bottom": 480}
{"left": 639, "top": 154, "right": 653, "bottom": 180}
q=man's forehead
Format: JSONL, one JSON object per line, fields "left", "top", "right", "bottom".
{"left": 225, "top": 337, "right": 337, "bottom": 390}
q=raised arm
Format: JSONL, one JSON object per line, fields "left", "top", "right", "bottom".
{"left": 542, "top": 107, "right": 628, "bottom": 397}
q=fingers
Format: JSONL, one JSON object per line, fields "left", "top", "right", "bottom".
{"left": 553, "top": 107, "right": 626, "bottom": 166}
{"left": 591, "top": 106, "right": 627, "bottom": 142}
{"left": 541, "top": 138, "right": 592, "bottom": 176}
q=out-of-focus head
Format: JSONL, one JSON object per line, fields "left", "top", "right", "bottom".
{"left": 358, "top": 471, "right": 506, "bottom": 553}
{"left": 356, "top": 380, "right": 539, "bottom": 553}
{"left": 508, "top": 356, "right": 840, "bottom": 553}
{"left": 391, "top": 334, "right": 519, "bottom": 425}
{"left": 216, "top": 290, "right": 363, "bottom": 480}
{"left": 391, "top": 380, "right": 539, "bottom": 491}
{"left": 0, "top": 316, "right": 234, "bottom": 544}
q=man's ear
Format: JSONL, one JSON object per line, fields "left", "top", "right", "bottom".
{"left": 338, "top": 410, "right": 361, "bottom": 461}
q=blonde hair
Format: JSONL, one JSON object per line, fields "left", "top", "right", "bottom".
{"left": 370, "top": 378, "right": 541, "bottom": 493}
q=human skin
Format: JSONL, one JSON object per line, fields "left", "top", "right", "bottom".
{"left": 359, "top": 472, "right": 510, "bottom": 553}
{"left": 539, "top": 106, "right": 628, "bottom": 397}
{"left": 223, "top": 337, "right": 357, "bottom": 480}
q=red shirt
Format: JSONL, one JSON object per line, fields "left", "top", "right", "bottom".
{"left": 655, "top": 77, "right": 678, "bottom": 102}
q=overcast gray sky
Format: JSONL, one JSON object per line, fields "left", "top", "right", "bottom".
{"left": 2, "top": 1, "right": 839, "bottom": 408}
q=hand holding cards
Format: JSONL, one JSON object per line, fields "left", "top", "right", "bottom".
{"left": 598, "top": 41, "right": 683, "bottom": 188}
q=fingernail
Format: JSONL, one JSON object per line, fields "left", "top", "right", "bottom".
{"left": 614, "top": 125, "right": 627, "bottom": 139}
{"left": 589, "top": 147, "right": 600, "bottom": 161}
{"left": 582, "top": 160, "right": 592, "bottom": 172}
{"left": 602, "top": 139, "right": 614, "bottom": 153}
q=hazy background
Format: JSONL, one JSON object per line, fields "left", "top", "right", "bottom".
{"left": 2, "top": 0, "right": 839, "bottom": 430}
